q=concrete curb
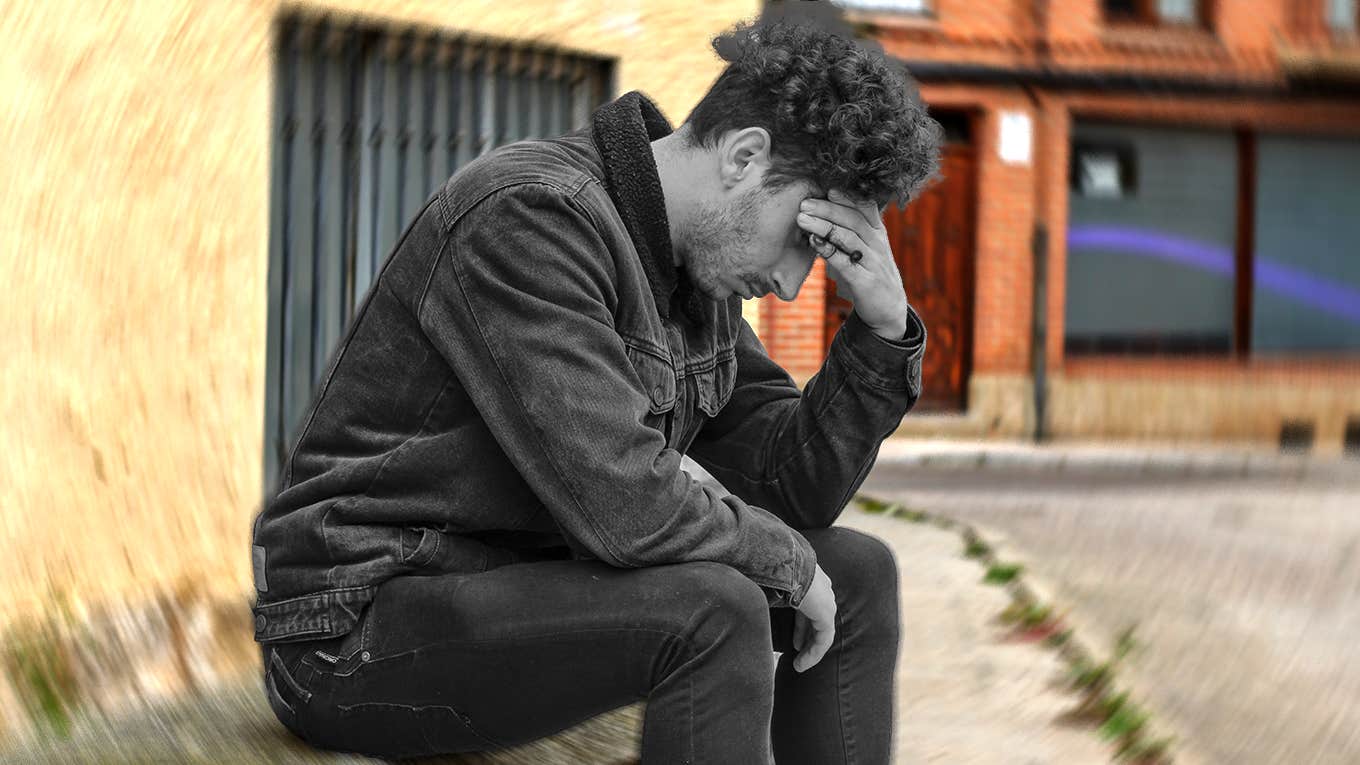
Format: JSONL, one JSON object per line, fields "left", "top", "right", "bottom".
{"left": 875, "top": 439, "right": 1360, "bottom": 482}
{"left": 855, "top": 493, "right": 1184, "bottom": 764}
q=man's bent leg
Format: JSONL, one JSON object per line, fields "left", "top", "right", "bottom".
{"left": 769, "top": 526, "right": 900, "bottom": 765}
{"left": 282, "top": 558, "right": 777, "bottom": 763}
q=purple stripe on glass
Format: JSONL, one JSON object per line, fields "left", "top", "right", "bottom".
{"left": 1067, "top": 225, "right": 1360, "bottom": 325}
{"left": 1066, "top": 226, "right": 1235, "bottom": 276}
{"left": 1254, "top": 259, "right": 1360, "bottom": 324}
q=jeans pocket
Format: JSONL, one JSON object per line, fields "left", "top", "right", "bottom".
{"left": 307, "top": 608, "right": 374, "bottom": 677}
{"left": 264, "top": 647, "right": 314, "bottom": 740}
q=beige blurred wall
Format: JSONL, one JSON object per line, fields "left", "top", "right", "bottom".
{"left": 0, "top": 0, "right": 761, "bottom": 630}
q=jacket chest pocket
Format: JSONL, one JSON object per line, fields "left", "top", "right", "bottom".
{"left": 694, "top": 350, "right": 737, "bottom": 418}
{"left": 624, "top": 341, "right": 678, "bottom": 443}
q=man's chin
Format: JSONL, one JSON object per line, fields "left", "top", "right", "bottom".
{"left": 703, "top": 285, "right": 734, "bottom": 302}
{"left": 689, "top": 276, "right": 727, "bottom": 302}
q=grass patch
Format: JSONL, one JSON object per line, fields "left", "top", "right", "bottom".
{"left": 982, "top": 562, "right": 1023, "bottom": 585}
{"left": 1067, "top": 658, "right": 1115, "bottom": 695}
{"left": 1098, "top": 693, "right": 1149, "bottom": 742}
{"left": 855, "top": 496, "right": 894, "bottom": 514}
{"left": 963, "top": 539, "right": 991, "bottom": 559}
{"left": 3, "top": 617, "right": 77, "bottom": 739}
{"left": 998, "top": 601, "right": 1052, "bottom": 627}
{"left": 855, "top": 494, "right": 935, "bottom": 524}
{"left": 1115, "top": 733, "right": 1176, "bottom": 764}
{"left": 1044, "top": 627, "right": 1074, "bottom": 648}
{"left": 1114, "top": 623, "right": 1141, "bottom": 662}
{"left": 891, "top": 506, "right": 928, "bottom": 523}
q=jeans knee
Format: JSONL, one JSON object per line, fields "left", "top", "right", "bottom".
{"left": 661, "top": 561, "right": 770, "bottom": 650}
{"left": 813, "top": 528, "right": 899, "bottom": 630}
{"left": 681, "top": 561, "right": 771, "bottom": 625}
{"left": 658, "top": 561, "right": 773, "bottom": 689}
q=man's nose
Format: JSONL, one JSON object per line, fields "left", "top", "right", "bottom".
{"left": 773, "top": 260, "right": 814, "bottom": 301}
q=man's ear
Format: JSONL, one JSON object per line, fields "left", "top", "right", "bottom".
{"left": 718, "top": 127, "right": 772, "bottom": 190}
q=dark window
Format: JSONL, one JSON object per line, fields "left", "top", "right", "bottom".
{"left": 264, "top": 15, "right": 613, "bottom": 495}
{"left": 933, "top": 111, "right": 973, "bottom": 145}
{"left": 1064, "top": 122, "right": 1238, "bottom": 357}
{"left": 1103, "top": 0, "right": 1140, "bottom": 17}
{"left": 1345, "top": 418, "right": 1360, "bottom": 455}
{"left": 1278, "top": 421, "right": 1316, "bottom": 453}
{"left": 1102, "top": 0, "right": 1204, "bottom": 26}
{"left": 1250, "top": 134, "right": 1360, "bottom": 354}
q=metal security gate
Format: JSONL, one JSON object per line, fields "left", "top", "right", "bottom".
{"left": 264, "top": 14, "right": 614, "bottom": 496}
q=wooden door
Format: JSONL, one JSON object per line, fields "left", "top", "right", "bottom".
{"left": 824, "top": 142, "right": 976, "bottom": 411}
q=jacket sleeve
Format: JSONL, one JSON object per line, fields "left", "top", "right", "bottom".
{"left": 687, "top": 303, "right": 926, "bottom": 530}
{"left": 416, "top": 181, "right": 817, "bottom": 609}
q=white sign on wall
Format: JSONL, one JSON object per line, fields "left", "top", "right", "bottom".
{"left": 998, "top": 110, "right": 1033, "bottom": 166}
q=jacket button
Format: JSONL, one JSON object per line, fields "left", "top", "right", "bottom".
{"left": 651, "top": 384, "right": 665, "bottom": 402}
{"left": 255, "top": 614, "right": 266, "bottom": 632}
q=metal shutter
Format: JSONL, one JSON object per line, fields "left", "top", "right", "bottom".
{"left": 264, "top": 15, "right": 613, "bottom": 496}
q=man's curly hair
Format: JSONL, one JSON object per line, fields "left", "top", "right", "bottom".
{"left": 680, "top": 17, "right": 942, "bottom": 210}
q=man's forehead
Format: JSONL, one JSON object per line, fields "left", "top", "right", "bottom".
{"left": 792, "top": 181, "right": 884, "bottom": 212}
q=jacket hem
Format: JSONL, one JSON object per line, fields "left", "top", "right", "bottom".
{"left": 252, "top": 584, "right": 377, "bottom": 644}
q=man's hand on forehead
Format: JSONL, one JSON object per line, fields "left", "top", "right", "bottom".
{"left": 794, "top": 188, "right": 911, "bottom": 340}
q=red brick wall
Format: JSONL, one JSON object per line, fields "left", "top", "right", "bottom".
{"left": 861, "top": 0, "right": 1352, "bottom": 80}
{"left": 757, "top": 259, "right": 828, "bottom": 381}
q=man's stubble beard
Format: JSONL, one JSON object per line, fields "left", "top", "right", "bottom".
{"left": 675, "top": 186, "right": 764, "bottom": 301}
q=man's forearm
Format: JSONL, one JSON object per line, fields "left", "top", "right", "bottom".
{"left": 689, "top": 306, "right": 926, "bottom": 530}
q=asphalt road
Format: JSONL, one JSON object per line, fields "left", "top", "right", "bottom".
{"left": 863, "top": 462, "right": 1360, "bottom": 765}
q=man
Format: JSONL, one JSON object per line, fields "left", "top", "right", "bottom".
{"left": 253, "top": 15, "right": 940, "bottom": 764}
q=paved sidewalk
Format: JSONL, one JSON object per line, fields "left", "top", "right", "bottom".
{"left": 876, "top": 437, "right": 1360, "bottom": 481}
{"left": 864, "top": 457, "right": 1357, "bottom": 763}
{"left": 837, "top": 508, "right": 1117, "bottom": 764}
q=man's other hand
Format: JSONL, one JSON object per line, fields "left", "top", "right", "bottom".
{"left": 791, "top": 563, "right": 836, "bottom": 672}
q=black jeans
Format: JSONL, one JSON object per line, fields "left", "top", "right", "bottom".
{"left": 261, "top": 526, "right": 899, "bottom": 764}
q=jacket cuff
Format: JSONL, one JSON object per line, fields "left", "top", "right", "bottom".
{"left": 779, "top": 529, "right": 818, "bottom": 609}
{"left": 758, "top": 529, "right": 818, "bottom": 609}
{"left": 793, "top": 530, "right": 818, "bottom": 609}
{"left": 832, "top": 305, "right": 926, "bottom": 395}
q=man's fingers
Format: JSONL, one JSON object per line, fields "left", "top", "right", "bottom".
{"left": 820, "top": 241, "right": 860, "bottom": 273}
{"left": 794, "top": 617, "right": 835, "bottom": 673}
{"left": 799, "top": 195, "right": 874, "bottom": 245}
{"left": 793, "top": 611, "right": 808, "bottom": 652}
{"left": 799, "top": 216, "right": 871, "bottom": 267}
{"left": 827, "top": 187, "right": 885, "bottom": 231}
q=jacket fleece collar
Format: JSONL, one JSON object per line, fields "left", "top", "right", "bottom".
{"left": 591, "top": 90, "right": 712, "bottom": 327}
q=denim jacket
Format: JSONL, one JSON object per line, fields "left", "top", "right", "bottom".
{"left": 249, "top": 90, "right": 926, "bottom": 645}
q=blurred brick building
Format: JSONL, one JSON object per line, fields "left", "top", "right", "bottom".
{"left": 763, "top": 0, "right": 1360, "bottom": 453}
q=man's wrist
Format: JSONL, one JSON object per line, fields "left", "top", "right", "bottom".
{"left": 868, "top": 317, "right": 909, "bottom": 342}
{"left": 867, "top": 303, "right": 913, "bottom": 342}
